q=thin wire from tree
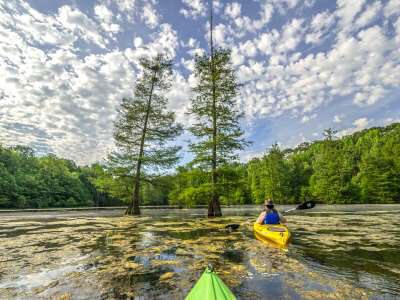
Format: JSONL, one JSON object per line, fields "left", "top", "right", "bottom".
{"left": 187, "top": 0, "right": 250, "bottom": 217}
{"left": 210, "top": 0, "right": 219, "bottom": 216}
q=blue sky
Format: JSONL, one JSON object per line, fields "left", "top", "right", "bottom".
{"left": 0, "top": 0, "right": 399, "bottom": 165}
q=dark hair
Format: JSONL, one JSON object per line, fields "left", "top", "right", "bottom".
{"left": 264, "top": 205, "right": 276, "bottom": 213}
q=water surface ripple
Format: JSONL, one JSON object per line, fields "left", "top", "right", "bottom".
{"left": 0, "top": 205, "right": 399, "bottom": 299}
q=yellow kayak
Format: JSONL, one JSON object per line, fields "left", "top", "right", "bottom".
{"left": 254, "top": 223, "right": 291, "bottom": 248}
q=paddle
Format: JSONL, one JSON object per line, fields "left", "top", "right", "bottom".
{"left": 225, "top": 200, "right": 316, "bottom": 230}
{"left": 283, "top": 200, "right": 316, "bottom": 213}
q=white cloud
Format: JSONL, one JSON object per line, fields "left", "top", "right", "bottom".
{"left": 213, "top": 0, "right": 223, "bottom": 13}
{"left": 125, "top": 23, "right": 179, "bottom": 59}
{"left": 57, "top": 5, "right": 108, "bottom": 48}
{"left": 109, "top": 0, "right": 136, "bottom": 21}
{"left": 224, "top": 2, "right": 241, "bottom": 19}
{"left": 142, "top": 3, "right": 159, "bottom": 29}
{"left": 95, "top": 4, "right": 113, "bottom": 23}
{"left": 306, "top": 11, "right": 336, "bottom": 44}
{"left": 256, "top": 30, "right": 280, "bottom": 55}
{"left": 384, "top": 0, "right": 400, "bottom": 18}
{"left": 353, "top": 117, "right": 369, "bottom": 128}
{"left": 355, "top": 1, "right": 382, "bottom": 29}
{"left": 338, "top": 117, "right": 370, "bottom": 136}
{"left": 336, "top": 0, "right": 366, "bottom": 36}
{"left": 94, "top": 4, "right": 121, "bottom": 35}
{"left": 239, "top": 40, "right": 257, "bottom": 58}
{"left": 305, "top": 0, "right": 316, "bottom": 8}
{"left": 334, "top": 115, "right": 342, "bottom": 123}
{"left": 222, "top": 1, "right": 273, "bottom": 36}
{"left": 270, "top": 0, "right": 300, "bottom": 15}
{"left": 213, "top": 23, "right": 229, "bottom": 47}
{"left": 184, "top": 38, "right": 199, "bottom": 48}
{"left": 181, "top": 38, "right": 204, "bottom": 58}
{"left": 384, "top": 118, "right": 400, "bottom": 125}
{"left": 114, "top": 0, "right": 135, "bottom": 13}
{"left": 301, "top": 113, "right": 317, "bottom": 123}
{"left": 180, "top": 0, "right": 207, "bottom": 19}
{"left": 134, "top": 37, "right": 143, "bottom": 48}
{"left": 188, "top": 48, "right": 205, "bottom": 57}
{"left": 1, "top": 0, "right": 399, "bottom": 165}
{"left": 0, "top": 1, "right": 182, "bottom": 165}
{"left": 0, "top": 1, "right": 76, "bottom": 48}
{"left": 275, "top": 19, "right": 304, "bottom": 53}
{"left": 231, "top": 47, "right": 244, "bottom": 66}
{"left": 1, "top": 48, "right": 132, "bottom": 164}
{"left": 166, "top": 72, "right": 194, "bottom": 125}
{"left": 234, "top": 14, "right": 399, "bottom": 121}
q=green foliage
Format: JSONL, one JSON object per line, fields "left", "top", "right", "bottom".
{"left": 168, "top": 163, "right": 251, "bottom": 207}
{"left": 1, "top": 122, "right": 399, "bottom": 209}
{"left": 263, "top": 144, "right": 291, "bottom": 203}
{"left": 353, "top": 126, "right": 400, "bottom": 203}
{"left": 170, "top": 123, "right": 400, "bottom": 206}
{"left": 188, "top": 49, "right": 248, "bottom": 166}
{"left": 0, "top": 145, "right": 121, "bottom": 209}
{"left": 187, "top": 49, "right": 250, "bottom": 216}
{"left": 112, "top": 54, "right": 183, "bottom": 215}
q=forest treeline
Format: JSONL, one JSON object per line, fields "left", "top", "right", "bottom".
{"left": 1, "top": 122, "right": 399, "bottom": 209}
{"left": 168, "top": 123, "right": 400, "bottom": 206}
{"left": 0, "top": 146, "right": 123, "bottom": 208}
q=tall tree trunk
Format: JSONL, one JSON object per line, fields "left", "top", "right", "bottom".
{"left": 125, "top": 72, "right": 157, "bottom": 215}
{"left": 208, "top": 0, "right": 222, "bottom": 217}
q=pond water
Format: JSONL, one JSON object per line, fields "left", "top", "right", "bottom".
{"left": 0, "top": 205, "right": 400, "bottom": 299}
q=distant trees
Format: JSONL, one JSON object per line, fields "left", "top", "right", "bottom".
{"left": 112, "top": 55, "right": 183, "bottom": 215}
{"left": 354, "top": 127, "right": 400, "bottom": 203}
{"left": 169, "top": 123, "right": 400, "bottom": 206}
{"left": 263, "top": 144, "right": 291, "bottom": 203}
{"left": 1, "top": 123, "right": 399, "bottom": 209}
{"left": 0, "top": 144, "right": 121, "bottom": 209}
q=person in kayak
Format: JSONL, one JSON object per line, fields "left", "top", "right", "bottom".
{"left": 256, "top": 199, "right": 287, "bottom": 224}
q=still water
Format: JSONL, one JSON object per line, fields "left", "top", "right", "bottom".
{"left": 0, "top": 205, "right": 399, "bottom": 299}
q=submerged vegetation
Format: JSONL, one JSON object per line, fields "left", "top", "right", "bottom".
{"left": 1, "top": 123, "right": 399, "bottom": 209}
{"left": 1, "top": 209, "right": 399, "bottom": 298}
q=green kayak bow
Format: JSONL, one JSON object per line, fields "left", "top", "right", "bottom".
{"left": 186, "top": 267, "right": 236, "bottom": 300}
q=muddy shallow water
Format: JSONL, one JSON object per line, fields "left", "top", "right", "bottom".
{"left": 0, "top": 205, "right": 400, "bottom": 299}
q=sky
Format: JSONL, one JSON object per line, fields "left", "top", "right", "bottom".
{"left": 0, "top": 0, "right": 399, "bottom": 166}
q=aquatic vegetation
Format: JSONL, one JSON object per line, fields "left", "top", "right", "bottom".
{"left": 0, "top": 208, "right": 399, "bottom": 299}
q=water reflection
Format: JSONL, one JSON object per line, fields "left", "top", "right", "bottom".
{"left": 0, "top": 206, "right": 399, "bottom": 299}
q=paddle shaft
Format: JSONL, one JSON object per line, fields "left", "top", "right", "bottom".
{"left": 225, "top": 200, "right": 316, "bottom": 229}
{"left": 283, "top": 207, "right": 296, "bottom": 213}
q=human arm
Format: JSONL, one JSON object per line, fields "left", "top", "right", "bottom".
{"left": 256, "top": 211, "right": 266, "bottom": 224}
{"left": 278, "top": 212, "right": 287, "bottom": 224}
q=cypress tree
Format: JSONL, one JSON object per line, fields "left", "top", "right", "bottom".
{"left": 113, "top": 54, "right": 183, "bottom": 215}
{"left": 187, "top": 0, "right": 249, "bottom": 216}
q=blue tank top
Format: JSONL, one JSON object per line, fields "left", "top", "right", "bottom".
{"left": 264, "top": 211, "right": 280, "bottom": 224}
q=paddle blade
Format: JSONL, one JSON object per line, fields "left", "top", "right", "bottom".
{"left": 296, "top": 201, "right": 316, "bottom": 210}
{"left": 225, "top": 224, "right": 240, "bottom": 230}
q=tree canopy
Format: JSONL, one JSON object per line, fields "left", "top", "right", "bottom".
{"left": 112, "top": 54, "right": 183, "bottom": 215}
{"left": 1, "top": 122, "right": 399, "bottom": 209}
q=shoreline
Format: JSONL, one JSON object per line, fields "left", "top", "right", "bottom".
{"left": 1, "top": 203, "right": 400, "bottom": 214}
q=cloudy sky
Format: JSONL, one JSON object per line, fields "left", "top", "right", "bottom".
{"left": 1, "top": 0, "right": 399, "bottom": 165}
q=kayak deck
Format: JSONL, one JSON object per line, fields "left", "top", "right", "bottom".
{"left": 185, "top": 267, "right": 236, "bottom": 300}
{"left": 254, "top": 223, "right": 291, "bottom": 248}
